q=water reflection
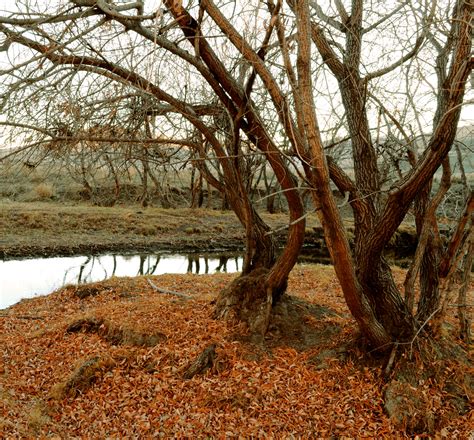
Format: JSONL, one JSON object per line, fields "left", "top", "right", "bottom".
{"left": 0, "top": 253, "right": 242, "bottom": 309}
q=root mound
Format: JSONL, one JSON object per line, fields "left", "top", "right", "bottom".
{"left": 214, "top": 268, "right": 340, "bottom": 348}
{"left": 213, "top": 268, "right": 273, "bottom": 341}
{"left": 383, "top": 339, "right": 472, "bottom": 435}
{"left": 266, "top": 295, "right": 340, "bottom": 350}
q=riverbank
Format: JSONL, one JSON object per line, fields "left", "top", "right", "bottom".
{"left": 0, "top": 201, "right": 243, "bottom": 259}
{"left": 0, "top": 201, "right": 417, "bottom": 260}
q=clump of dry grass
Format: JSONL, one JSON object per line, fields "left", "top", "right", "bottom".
{"left": 34, "top": 183, "right": 55, "bottom": 199}
{"left": 26, "top": 400, "right": 51, "bottom": 434}
{"left": 14, "top": 183, "right": 56, "bottom": 202}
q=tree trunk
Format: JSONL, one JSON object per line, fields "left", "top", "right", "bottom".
{"left": 357, "top": 256, "right": 416, "bottom": 341}
{"left": 213, "top": 149, "right": 305, "bottom": 340}
{"left": 191, "top": 171, "right": 204, "bottom": 208}
{"left": 139, "top": 149, "right": 151, "bottom": 207}
{"left": 457, "top": 239, "right": 473, "bottom": 343}
{"left": 79, "top": 155, "right": 93, "bottom": 200}
{"left": 104, "top": 153, "right": 120, "bottom": 206}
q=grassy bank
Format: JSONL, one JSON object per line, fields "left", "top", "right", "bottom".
{"left": 0, "top": 200, "right": 328, "bottom": 259}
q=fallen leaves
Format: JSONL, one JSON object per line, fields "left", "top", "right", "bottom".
{"left": 0, "top": 267, "right": 471, "bottom": 438}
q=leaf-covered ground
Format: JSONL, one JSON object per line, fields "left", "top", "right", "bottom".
{"left": 0, "top": 265, "right": 472, "bottom": 438}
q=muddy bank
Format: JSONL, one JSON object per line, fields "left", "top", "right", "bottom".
{"left": 0, "top": 236, "right": 245, "bottom": 260}
{"left": 0, "top": 226, "right": 418, "bottom": 262}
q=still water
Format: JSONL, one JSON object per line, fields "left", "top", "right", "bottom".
{"left": 0, "top": 253, "right": 242, "bottom": 309}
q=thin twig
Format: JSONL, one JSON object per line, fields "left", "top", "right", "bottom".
{"left": 408, "top": 308, "right": 441, "bottom": 358}
{"left": 383, "top": 344, "right": 398, "bottom": 378}
{"left": 146, "top": 279, "right": 192, "bottom": 300}
{"left": 265, "top": 209, "right": 316, "bottom": 235}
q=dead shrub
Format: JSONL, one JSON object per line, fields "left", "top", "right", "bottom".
{"left": 34, "top": 183, "right": 55, "bottom": 199}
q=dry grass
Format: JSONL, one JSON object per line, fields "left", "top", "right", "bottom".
{"left": 0, "top": 156, "right": 195, "bottom": 206}
{"left": 0, "top": 200, "right": 324, "bottom": 259}
{"left": 34, "top": 183, "right": 55, "bottom": 199}
{"left": 0, "top": 159, "right": 76, "bottom": 202}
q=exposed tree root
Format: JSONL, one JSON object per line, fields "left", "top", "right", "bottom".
{"left": 213, "top": 268, "right": 273, "bottom": 342}
{"left": 49, "top": 356, "right": 116, "bottom": 399}
{"left": 66, "top": 317, "right": 167, "bottom": 347}
{"left": 215, "top": 267, "right": 340, "bottom": 349}
{"left": 183, "top": 343, "right": 217, "bottom": 379}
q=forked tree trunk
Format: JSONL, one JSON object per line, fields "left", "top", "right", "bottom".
{"left": 294, "top": 0, "right": 471, "bottom": 348}
{"left": 157, "top": 0, "right": 307, "bottom": 339}
{"left": 214, "top": 176, "right": 304, "bottom": 340}
{"left": 414, "top": 207, "right": 442, "bottom": 325}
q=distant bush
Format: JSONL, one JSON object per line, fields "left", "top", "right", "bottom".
{"left": 35, "top": 183, "right": 55, "bottom": 199}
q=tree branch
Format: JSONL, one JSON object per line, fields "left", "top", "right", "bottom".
{"left": 364, "top": 1, "right": 436, "bottom": 81}
{"left": 147, "top": 279, "right": 192, "bottom": 300}
{"left": 362, "top": 1, "right": 409, "bottom": 35}
{"left": 439, "top": 192, "right": 474, "bottom": 278}
{"left": 309, "top": 0, "right": 343, "bottom": 31}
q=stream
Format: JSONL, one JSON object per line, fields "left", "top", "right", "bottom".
{"left": 1, "top": 247, "right": 409, "bottom": 310}
{"left": 0, "top": 252, "right": 243, "bottom": 310}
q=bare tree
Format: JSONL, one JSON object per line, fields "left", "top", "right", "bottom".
{"left": 299, "top": 0, "right": 472, "bottom": 346}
